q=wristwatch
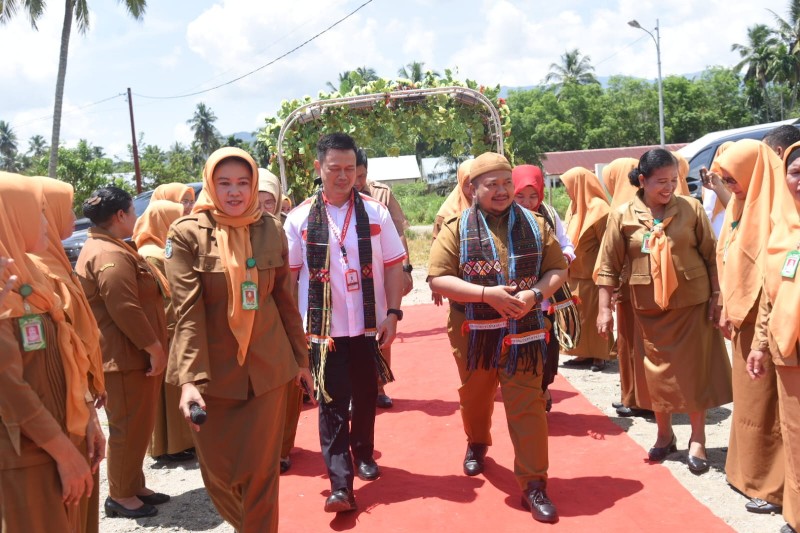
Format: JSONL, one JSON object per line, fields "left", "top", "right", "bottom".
{"left": 402, "top": 264, "right": 413, "bottom": 273}
{"left": 387, "top": 308, "right": 404, "bottom": 321}
{"left": 531, "top": 288, "right": 544, "bottom": 306}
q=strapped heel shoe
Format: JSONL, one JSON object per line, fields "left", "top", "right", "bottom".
{"left": 647, "top": 433, "right": 677, "bottom": 462}
{"left": 104, "top": 497, "right": 157, "bottom": 518}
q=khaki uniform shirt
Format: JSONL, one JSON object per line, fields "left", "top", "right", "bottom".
{"left": 365, "top": 180, "right": 410, "bottom": 237}
{"left": 568, "top": 217, "right": 608, "bottom": 280}
{"left": 596, "top": 194, "right": 717, "bottom": 311}
{"left": 165, "top": 211, "right": 308, "bottom": 400}
{"left": 428, "top": 209, "right": 568, "bottom": 295}
{"left": 77, "top": 227, "right": 167, "bottom": 372}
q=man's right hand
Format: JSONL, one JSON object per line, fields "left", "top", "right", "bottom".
{"left": 144, "top": 342, "right": 167, "bottom": 377}
{"left": 483, "top": 285, "right": 526, "bottom": 318}
{"left": 179, "top": 383, "right": 205, "bottom": 432}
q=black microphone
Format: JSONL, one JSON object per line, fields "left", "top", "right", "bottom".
{"left": 189, "top": 402, "right": 207, "bottom": 425}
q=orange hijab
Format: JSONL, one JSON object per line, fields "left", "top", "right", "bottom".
{"left": 133, "top": 200, "right": 184, "bottom": 257}
{"left": 28, "top": 177, "right": 105, "bottom": 397}
{"left": 764, "top": 142, "right": 800, "bottom": 357}
{"left": 708, "top": 141, "right": 734, "bottom": 219}
{"left": 152, "top": 183, "right": 194, "bottom": 204}
{"left": 192, "top": 148, "right": 261, "bottom": 365}
{"left": 560, "top": 167, "right": 610, "bottom": 246}
{"left": 672, "top": 152, "right": 691, "bottom": 196}
{"left": 714, "top": 139, "right": 786, "bottom": 326}
{"left": 436, "top": 159, "right": 473, "bottom": 221}
{"left": 604, "top": 158, "right": 640, "bottom": 209}
{"left": 0, "top": 172, "right": 91, "bottom": 439}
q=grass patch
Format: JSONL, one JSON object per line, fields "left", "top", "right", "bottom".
{"left": 393, "top": 182, "right": 444, "bottom": 225}
{"left": 405, "top": 229, "right": 433, "bottom": 268}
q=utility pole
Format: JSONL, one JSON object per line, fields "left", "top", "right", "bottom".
{"left": 127, "top": 87, "right": 142, "bottom": 194}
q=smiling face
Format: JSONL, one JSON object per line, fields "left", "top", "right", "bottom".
{"left": 472, "top": 171, "right": 514, "bottom": 215}
{"left": 640, "top": 164, "right": 678, "bottom": 207}
{"left": 213, "top": 159, "right": 253, "bottom": 217}
{"left": 786, "top": 157, "right": 800, "bottom": 208}
{"left": 180, "top": 190, "right": 195, "bottom": 215}
{"left": 315, "top": 148, "right": 357, "bottom": 206}
{"left": 514, "top": 185, "right": 540, "bottom": 211}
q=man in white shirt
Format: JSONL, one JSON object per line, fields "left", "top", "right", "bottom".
{"left": 285, "top": 133, "right": 406, "bottom": 513}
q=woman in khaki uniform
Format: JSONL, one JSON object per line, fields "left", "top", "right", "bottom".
{"left": 748, "top": 140, "right": 800, "bottom": 533}
{"left": 165, "top": 147, "right": 312, "bottom": 532}
{"left": 596, "top": 149, "right": 732, "bottom": 472}
{"left": 560, "top": 167, "right": 614, "bottom": 371}
{"left": 132, "top": 200, "right": 195, "bottom": 462}
{"left": 714, "top": 139, "right": 786, "bottom": 513}
{"left": 152, "top": 183, "right": 196, "bottom": 215}
{"left": 77, "top": 186, "right": 170, "bottom": 519}
{"left": 0, "top": 173, "right": 103, "bottom": 532}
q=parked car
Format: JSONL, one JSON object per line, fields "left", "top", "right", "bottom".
{"left": 63, "top": 182, "right": 202, "bottom": 266}
{"left": 678, "top": 118, "right": 800, "bottom": 198}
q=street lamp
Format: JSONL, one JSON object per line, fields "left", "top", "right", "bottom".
{"left": 629, "top": 18, "right": 665, "bottom": 147}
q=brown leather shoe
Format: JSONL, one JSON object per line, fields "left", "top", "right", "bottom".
{"left": 463, "top": 443, "right": 487, "bottom": 476}
{"left": 324, "top": 489, "right": 357, "bottom": 513}
{"left": 521, "top": 482, "right": 558, "bottom": 523}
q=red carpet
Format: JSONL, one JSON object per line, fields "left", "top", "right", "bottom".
{"left": 278, "top": 304, "right": 732, "bottom": 532}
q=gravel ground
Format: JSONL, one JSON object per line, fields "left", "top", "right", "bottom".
{"left": 96, "top": 267, "right": 786, "bottom": 532}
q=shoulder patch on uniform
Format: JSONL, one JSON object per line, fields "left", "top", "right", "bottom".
{"left": 164, "top": 239, "right": 173, "bottom": 259}
{"left": 99, "top": 262, "right": 115, "bottom": 272}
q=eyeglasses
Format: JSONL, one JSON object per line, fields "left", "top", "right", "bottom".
{"left": 721, "top": 177, "right": 738, "bottom": 186}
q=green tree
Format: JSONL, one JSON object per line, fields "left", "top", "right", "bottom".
{"left": 0, "top": 0, "right": 147, "bottom": 178}
{"left": 544, "top": 49, "right": 599, "bottom": 94}
{"left": 732, "top": 24, "right": 781, "bottom": 120}
{"left": 0, "top": 120, "right": 19, "bottom": 171}
{"left": 187, "top": 102, "right": 220, "bottom": 161}
{"left": 27, "top": 134, "right": 48, "bottom": 158}
{"left": 397, "top": 61, "right": 439, "bottom": 82}
{"left": 768, "top": 0, "right": 800, "bottom": 108}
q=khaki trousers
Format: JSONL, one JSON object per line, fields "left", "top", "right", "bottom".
{"left": 104, "top": 370, "right": 161, "bottom": 499}
{"left": 0, "top": 459, "right": 80, "bottom": 532}
{"left": 776, "top": 366, "right": 800, "bottom": 530}
{"left": 194, "top": 382, "right": 288, "bottom": 533}
{"left": 281, "top": 382, "right": 304, "bottom": 458}
{"left": 448, "top": 312, "right": 548, "bottom": 490}
{"left": 150, "top": 380, "right": 194, "bottom": 457}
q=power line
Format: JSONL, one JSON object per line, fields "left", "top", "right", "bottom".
{"left": 134, "top": 0, "right": 375, "bottom": 100}
{"left": 594, "top": 34, "right": 647, "bottom": 68}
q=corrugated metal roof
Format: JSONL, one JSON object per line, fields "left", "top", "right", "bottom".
{"left": 542, "top": 144, "right": 686, "bottom": 175}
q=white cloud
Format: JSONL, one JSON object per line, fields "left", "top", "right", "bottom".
{"left": 158, "top": 46, "right": 183, "bottom": 68}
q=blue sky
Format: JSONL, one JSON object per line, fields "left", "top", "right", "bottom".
{"left": 0, "top": 0, "right": 789, "bottom": 159}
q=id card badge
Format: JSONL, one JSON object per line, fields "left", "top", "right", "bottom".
{"left": 241, "top": 281, "right": 259, "bottom": 310}
{"left": 19, "top": 315, "right": 46, "bottom": 352}
{"left": 781, "top": 250, "right": 800, "bottom": 279}
{"left": 641, "top": 232, "right": 652, "bottom": 254}
{"left": 345, "top": 269, "right": 360, "bottom": 292}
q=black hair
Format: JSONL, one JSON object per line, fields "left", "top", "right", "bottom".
{"left": 763, "top": 125, "right": 800, "bottom": 153}
{"left": 316, "top": 133, "right": 358, "bottom": 163}
{"left": 786, "top": 146, "right": 800, "bottom": 168}
{"left": 356, "top": 148, "right": 368, "bottom": 168}
{"left": 628, "top": 148, "right": 677, "bottom": 186}
{"left": 82, "top": 186, "right": 132, "bottom": 226}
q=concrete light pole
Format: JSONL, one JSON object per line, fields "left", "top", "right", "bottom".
{"left": 629, "top": 18, "right": 665, "bottom": 147}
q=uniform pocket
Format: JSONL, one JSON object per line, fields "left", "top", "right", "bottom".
{"left": 255, "top": 252, "right": 282, "bottom": 297}
{"left": 682, "top": 265, "right": 707, "bottom": 280}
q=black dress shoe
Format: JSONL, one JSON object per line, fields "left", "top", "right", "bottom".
{"left": 324, "top": 489, "right": 357, "bottom": 513}
{"left": 616, "top": 406, "right": 654, "bottom": 418}
{"left": 463, "top": 443, "right": 488, "bottom": 476}
{"left": 563, "top": 357, "right": 591, "bottom": 367}
{"left": 104, "top": 497, "right": 158, "bottom": 518}
{"left": 521, "top": 482, "right": 558, "bottom": 523}
{"left": 356, "top": 458, "right": 380, "bottom": 481}
{"left": 280, "top": 456, "right": 291, "bottom": 474}
{"left": 137, "top": 492, "right": 170, "bottom": 505}
{"left": 590, "top": 359, "right": 606, "bottom": 372}
{"left": 647, "top": 433, "right": 677, "bottom": 462}
{"left": 611, "top": 401, "right": 624, "bottom": 409}
{"left": 745, "top": 498, "right": 782, "bottom": 514}
{"left": 687, "top": 454, "right": 709, "bottom": 474}
{"left": 162, "top": 450, "right": 195, "bottom": 462}
{"left": 376, "top": 394, "right": 393, "bottom": 409}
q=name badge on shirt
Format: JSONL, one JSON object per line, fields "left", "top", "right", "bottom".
{"left": 241, "top": 281, "right": 259, "bottom": 310}
{"left": 19, "top": 315, "right": 46, "bottom": 352}
{"left": 781, "top": 250, "right": 800, "bottom": 279}
{"left": 345, "top": 269, "right": 360, "bottom": 292}
{"left": 641, "top": 232, "right": 652, "bottom": 254}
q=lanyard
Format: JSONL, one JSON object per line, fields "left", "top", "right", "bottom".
{"left": 324, "top": 192, "right": 355, "bottom": 268}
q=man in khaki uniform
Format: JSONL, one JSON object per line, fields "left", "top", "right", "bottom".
{"left": 428, "top": 152, "right": 568, "bottom": 524}
{"left": 354, "top": 149, "right": 412, "bottom": 408}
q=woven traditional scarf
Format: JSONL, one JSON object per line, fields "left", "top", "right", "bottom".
{"left": 459, "top": 203, "right": 548, "bottom": 375}
{"left": 306, "top": 188, "right": 393, "bottom": 402}
{"left": 537, "top": 202, "right": 581, "bottom": 350}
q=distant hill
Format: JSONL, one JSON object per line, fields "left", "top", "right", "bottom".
{"left": 499, "top": 72, "right": 705, "bottom": 97}
{"left": 230, "top": 131, "right": 256, "bottom": 144}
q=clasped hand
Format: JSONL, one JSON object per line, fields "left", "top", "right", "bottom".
{"left": 484, "top": 285, "right": 535, "bottom": 320}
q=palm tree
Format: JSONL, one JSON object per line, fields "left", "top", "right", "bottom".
{"left": 187, "top": 102, "right": 220, "bottom": 160}
{"left": 354, "top": 66, "right": 378, "bottom": 82}
{"left": 732, "top": 24, "right": 781, "bottom": 120}
{"left": 326, "top": 70, "right": 353, "bottom": 93}
{"left": 0, "top": 0, "right": 147, "bottom": 178}
{"left": 544, "top": 49, "right": 599, "bottom": 93}
{"left": 0, "top": 120, "right": 19, "bottom": 165}
{"left": 769, "top": 0, "right": 800, "bottom": 108}
{"left": 27, "top": 134, "right": 48, "bottom": 158}
{"left": 397, "top": 61, "right": 439, "bottom": 83}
